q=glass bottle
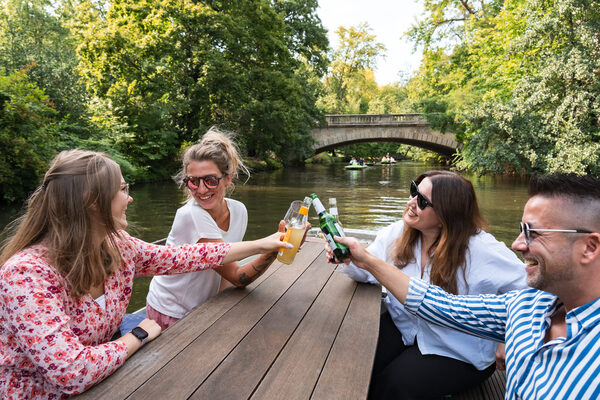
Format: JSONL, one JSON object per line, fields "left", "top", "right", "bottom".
{"left": 277, "top": 196, "right": 311, "bottom": 264}
{"left": 310, "top": 193, "right": 350, "bottom": 260}
{"left": 328, "top": 197, "right": 342, "bottom": 227}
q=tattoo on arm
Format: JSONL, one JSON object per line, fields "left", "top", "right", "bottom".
{"left": 239, "top": 254, "right": 277, "bottom": 286}
{"left": 239, "top": 272, "right": 252, "bottom": 285}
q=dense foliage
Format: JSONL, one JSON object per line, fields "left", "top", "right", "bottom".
{"left": 0, "top": 69, "right": 60, "bottom": 202}
{"left": 406, "top": 0, "right": 600, "bottom": 175}
{"left": 0, "top": 0, "right": 328, "bottom": 203}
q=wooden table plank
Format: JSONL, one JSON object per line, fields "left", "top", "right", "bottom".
{"left": 189, "top": 248, "right": 336, "bottom": 399}
{"left": 127, "top": 242, "right": 324, "bottom": 399}
{"left": 76, "top": 238, "right": 382, "bottom": 400}
{"left": 249, "top": 267, "right": 359, "bottom": 400}
{"left": 76, "top": 259, "right": 284, "bottom": 399}
{"left": 311, "top": 281, "right": 381, "bottom": 400}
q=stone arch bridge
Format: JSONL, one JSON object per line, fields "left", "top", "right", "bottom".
{"left": 311, "top": 114, "right": 460, "bottom": 156}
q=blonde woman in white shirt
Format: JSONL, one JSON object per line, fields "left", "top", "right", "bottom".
{"left": 146, "top": 128, "right": 289, "bottom": 329}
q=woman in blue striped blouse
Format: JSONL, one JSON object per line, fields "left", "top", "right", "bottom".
{"left": 333, "top": 173, "right": 600, "bottom": 400}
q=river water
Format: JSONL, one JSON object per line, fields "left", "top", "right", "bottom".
{"left": 0, "top": 162, "right": 530, "bottom": 311}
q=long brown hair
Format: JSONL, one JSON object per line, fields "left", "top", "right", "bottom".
{"left": 0, "top": 149, "right": 124, "bottom": 297}
{"left": 392, "top": 171, "right": 487, "bottom": 294}
{"left": 175, "top": 126, "right": 249, "bottom": 200}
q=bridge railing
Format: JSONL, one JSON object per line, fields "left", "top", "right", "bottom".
{"left": 324, "top": 114, "right": 426, "bottom": 126}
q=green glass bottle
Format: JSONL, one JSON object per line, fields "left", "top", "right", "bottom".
{"left": 310, "top": 193, "right": 351, "bottom": 260}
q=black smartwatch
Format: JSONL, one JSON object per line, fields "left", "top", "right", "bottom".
{"left": 131, "top": 326, "right": 148, "bottom": 346}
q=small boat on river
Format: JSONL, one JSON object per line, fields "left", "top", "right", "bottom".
{"left": 345, "top": 164, "right": 369, "bottom": 170}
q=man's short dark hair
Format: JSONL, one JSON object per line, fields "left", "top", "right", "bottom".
{"left": 529, "top": 174, "right": 600, "bottom": 200}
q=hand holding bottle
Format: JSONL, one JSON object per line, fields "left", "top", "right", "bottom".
{"left": 310, "top": 194, "right": 350, "bottom": 260}
{"left": 329, "top": 235, "right": 371, "bottom": 266}
{"left": 277, "top": 197, "right": 312, "bottom": 264}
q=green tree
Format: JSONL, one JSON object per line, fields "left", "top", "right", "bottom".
{"left": 319, "top": 23, "right": 386, "bottom": 113}
{"left": 74, "top": 0, "right": 328, "bottom": 172}
{"left": 407, "top": 0, "right": 600, "bottom": 175}
{"left": 0, "top": 69, "right": 60, "bottom": 202}
{"left": 0, "top": 0, "right": 88, "bottom": 120}
{"left": 272, "top": 0, "right": 329, "bottom": 76}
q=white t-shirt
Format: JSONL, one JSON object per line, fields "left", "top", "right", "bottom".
{"left": 341, "top": 220, "right": 527, "bottom": 370}
{"left": 146, "top": 198, "right": 247, "bottom": 318}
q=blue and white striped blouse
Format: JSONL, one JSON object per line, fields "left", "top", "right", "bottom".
{"left": 406, "top": 278, "right": 600, "bottom": 399}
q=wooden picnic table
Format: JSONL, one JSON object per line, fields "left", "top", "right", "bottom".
{"left": 77, "top": 237, "right": 382, "bottom": 400}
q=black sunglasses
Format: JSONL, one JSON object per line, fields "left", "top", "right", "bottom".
{"left": 519, "top": 222, "right": 591, "bottom": 245}
{"left": 410, "top": 181, "right": 434, "bottom": 210}
{"left": 183, "top": 175, "right": 225, "bottom": 190}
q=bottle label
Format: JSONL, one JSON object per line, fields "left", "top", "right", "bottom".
{"left": 323, "top": 233, "right": 339, "bottom": 252}
{"left": 329, "top": 207, "right": 338, "bottom": 215}
{"left": 321, "top": 222, "right": 349, "bottom": 250}
{"left": 334, "top": 222, "right": 346, "bottom": 237}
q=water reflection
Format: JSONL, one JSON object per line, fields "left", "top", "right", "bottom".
{"left": 0, "top": 162, "right": 531, "bottom": 311}
{"left": 0, "top": 163, "right": 530, "bottom": 249}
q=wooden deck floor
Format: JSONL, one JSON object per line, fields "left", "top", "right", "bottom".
{"left": 451, "top": 370, "right": 506, "bottom": 400}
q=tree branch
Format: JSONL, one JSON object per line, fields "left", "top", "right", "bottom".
{"left": 434, "top": 17, "right": 468, "bottom": 27}
{"left": 459, "top": 0, "right": 477, "bottom": 16}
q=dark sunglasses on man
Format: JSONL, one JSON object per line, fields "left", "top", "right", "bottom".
{"left": 183, "top": 175, "right": 225, "bottom": 190}
{"left": 410, "top": 180, "right": 434, "bottom": 210}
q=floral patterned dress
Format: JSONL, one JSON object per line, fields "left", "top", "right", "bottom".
{"left": 0, "top": 231, "right": 230, "bottom": 399}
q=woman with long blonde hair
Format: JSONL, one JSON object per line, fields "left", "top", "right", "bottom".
{"left": 0, "top": 149, "right": 288, "bottom": 399}
{"left": 329, "top": 170, "right": 526, "bottom": 399}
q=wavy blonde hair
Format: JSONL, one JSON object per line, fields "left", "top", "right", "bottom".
{"left": 175, "top": 126, "right": 249, "bottom": 200}
{"left": 0, "top": 149, "right": 124, "bottom": 297}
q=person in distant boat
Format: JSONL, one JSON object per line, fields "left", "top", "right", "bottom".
{"left": 326, "top": 170, "right": 527, "bottom": 399}
{"left": 0, "top": 149, "right": 289, "bottom": 399}
{"left": 146, "top": 127, "right": 306, "bottom": 330}
{"left": 333, "top": 173, "right": 600, "bottom": 400}
{"left": 359, "top": 158, "right": 365, "bottom": 166}
{"left": 381, "top": 154, "right": 390, "bottom": 163}
{"left": 349, "top": 156, "right": 358, "bottom": 165}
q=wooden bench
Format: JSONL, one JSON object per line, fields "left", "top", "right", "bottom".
{"left": 451, "top": 370, "right": 506, "bottom": 400}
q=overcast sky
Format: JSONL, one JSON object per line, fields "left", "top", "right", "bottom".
{"left": 316, "top": 0, "right": 424, "bottom": 86}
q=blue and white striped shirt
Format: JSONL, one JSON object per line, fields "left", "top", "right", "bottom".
{"left": 406, "top": 278, "right": 600, "bottom": 399}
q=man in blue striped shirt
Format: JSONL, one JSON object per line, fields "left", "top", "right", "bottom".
{"left": 333, "top": 174, "right": 600, "bottom": 399}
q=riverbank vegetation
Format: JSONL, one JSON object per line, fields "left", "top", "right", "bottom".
{"left": 1, "top": 0, "right": 598, "bottom": 203}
